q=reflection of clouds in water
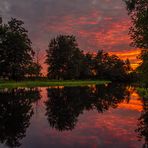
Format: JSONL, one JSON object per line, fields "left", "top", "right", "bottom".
{"left": 0, "top": 85, "right": 145, "bottom": 148}
{"left": 44, "top": 84, "right": 130, "bottom": 131}
{"left": 0, "top": 88, "right": 41, "bottom": 147}
{"left": 41, "top": 85, "right": 143, "bottom": 147}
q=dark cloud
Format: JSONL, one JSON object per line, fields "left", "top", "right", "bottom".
{"left": 0, "top": 0, "right": 130, "bottom": 50}
{"left": 1, "top": 0, "right": 139, "bottom": 72}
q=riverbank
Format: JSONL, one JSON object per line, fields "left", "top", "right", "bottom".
{"left": 0, "top": 80, "right": 111, "bottom": 89}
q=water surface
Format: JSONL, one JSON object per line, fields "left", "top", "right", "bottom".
{"left": 0, "top": 84, "right": 147, "bottom": 148}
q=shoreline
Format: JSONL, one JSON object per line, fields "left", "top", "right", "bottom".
{"left": 0, "top": 80, "right": 111, "bottom": 89}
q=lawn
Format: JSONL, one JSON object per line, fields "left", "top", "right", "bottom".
{"left": 0, "top": 80, "right": 111, "bottom": 89}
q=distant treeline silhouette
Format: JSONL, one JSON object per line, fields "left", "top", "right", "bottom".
{"left": 0, "top": 17, "right": 135, "bottom": 81}
{"left": 46, "top": 35, "right": 133, "bottom": 81}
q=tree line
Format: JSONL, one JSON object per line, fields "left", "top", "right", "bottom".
{"left": 0, "top": 1, "right": 147, "bottom": 84}
{"left": 46, "top": 35, "right": 132, "bottom": 81}
{"left": 0, "top": 17, "right": 134, "bottom": 82}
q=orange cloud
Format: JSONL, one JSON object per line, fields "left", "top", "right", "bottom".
{"left": 110, "top": 49, "right": 141, "bottom": 69}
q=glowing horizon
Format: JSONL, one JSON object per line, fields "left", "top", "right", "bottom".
{"left": 0, "top": 0, "right": 141, "bottom": 75}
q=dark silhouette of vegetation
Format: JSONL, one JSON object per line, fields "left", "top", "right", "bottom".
{"left": 137, "top": 88, "right": 148, "bottom": 99}
{"left": 137, "top": 50, "right": 148, "bottom": 87}
{"left": 136, "top": 92, "right": 148, "bottom": 148}
{"left": 0, "top": 18, "right": 41, "bottom": 80}
{"left": 124, "top": 0, "right": 148, "bottom": 86}
{"left": 80, "top": 53, "right": 94, "bottom": 79}
{"left": 0, "top": 17, "right": 134, "bottom": 82}
{"left": 0, "top": 88, "right": 41, "bottom": 147}
{"left": 46, "top": 35, "right": 132, "bottom": 82}
{"left": 27, "top": 62, "right": 42, "bottom": 79}
{"left": 124, "top": 0, "right": 148, "bottom": 49}
{"left": 94, "top": 50, "right": 132, "bottom": 81}
{"left": 45, "top": 84, "right": 130, "bottom": 131}
{"left": 46, "top": 35, "right": 83, "bottom": 80}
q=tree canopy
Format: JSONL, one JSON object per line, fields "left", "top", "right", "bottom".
{"left": 46, "top": 35, "right": 83, "bottom": 80}
{"left": 124, "top": 0, "right": 148, "bottom": 49}
{"left": 46, "top": 35, "right": 131, "bottom": 81}
{"left": 124, "top": 0, "right": 148, "bottom": 86}
{"left": 0, "top": 18, "right": 41, "bottom": 80}
{"left": 0, "top": 18, "right": 133, "bottom": 82}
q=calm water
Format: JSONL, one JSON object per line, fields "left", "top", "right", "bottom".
{"left": 0, "top": 84, "right": 147, "bottom": 148}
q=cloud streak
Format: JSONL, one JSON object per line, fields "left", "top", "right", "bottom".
{"left": 0, "top": 0, "right": 139, "bottom": 73}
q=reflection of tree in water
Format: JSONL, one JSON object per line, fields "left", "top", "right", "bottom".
{"left": 136, "top": 96, "right": 148, "bottom": 148}
{"left": 0, "top": 88, "right": 41, "bottom": 148}
{"left": 94, "top": 83, "right": 130, "bottom": 112}
{"left": 45, "top": 84, "right": 130, "bottom": 131}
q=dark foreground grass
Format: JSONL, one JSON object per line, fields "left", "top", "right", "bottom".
{"left": 0, "top": 80, "right": 111, "bottom": 89}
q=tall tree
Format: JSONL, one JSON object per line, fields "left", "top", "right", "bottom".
{"left": 0, "top": 18, "right": 34, "bottom": 80}
{"left": 46, "top": 35, "right": 83, "bottom": 80}
{"left": 124, "top": 0, "right": 148, "bottom": 49}
{"left": 124, "top": 0, "right": 148, "bottom": 85}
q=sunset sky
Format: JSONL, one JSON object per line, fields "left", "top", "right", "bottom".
{"left": 0, "top": 0, "right": 140, "bottom": 73}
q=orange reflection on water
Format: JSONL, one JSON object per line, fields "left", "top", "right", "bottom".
{"left": 28, "top": 86, "right": 144, "bottom": 148}
{"left": 118, "top": 87, "right": 142, "bottom": 112}
{"left": 118, "top": 97, "right": 143, "bottom": 112}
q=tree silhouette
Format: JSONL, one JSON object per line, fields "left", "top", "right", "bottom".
{"left": 94, "top": 50, "right": 129, "bottom": 81}
{"left": 124, "top": 0, "right": 148, "bottom": 49}
{"left": 124, "top": 0, "right": 148, "bottom": 86}
{"left": 0, "top": 18, "right": 34, "bottom": 80}
{"left": 46, "top": 35, "right": 83, "bottom": 80}
{"left": 46, "top": 36, "right": 131, "bottom": 81}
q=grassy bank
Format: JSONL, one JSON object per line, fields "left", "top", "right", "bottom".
{"left": 0, "top": 80, "right": 111, "bottom": 89}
